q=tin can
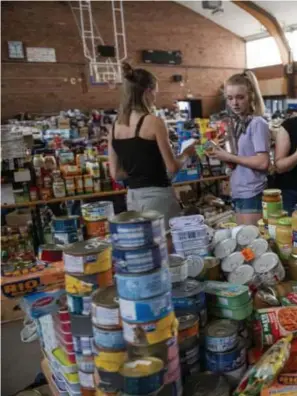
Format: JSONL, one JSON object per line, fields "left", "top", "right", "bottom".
{"left": 76, "top": 354, "right": 95, "bottom": 373}
{"left": 52, "top": 216, "right": 81, "bottom": 233}
{"left": 96, "top": 368, "right": 123, "bottom": 390}
{"left": 253, "top": 252, "right": 285, "bottom": 286}
{"left": 200, "top": 256, "right": 220, "bottom": 281}
{"left": 236, "top": 225, "right": 259, "bottom": 246}
{"left": 177, "top": 313, "right": 199, "bottom": 343}
{"left": 212, "top": 229, "right": 232, "bottom": 246}
{"left": 92, "top": 286, "right": 120, "bottom": 329}
{"left": 66, "top": 273, "right": 100, "bottom": 296}
{"left": 122, "top": 312, "right": 177, "bottom": 346}
{"left": 75, "top": 176, "right": 84, "bottom": 194}
{"left": 248, "top": 238, "right": 269, "bottom": 258}
{"left": 214, "top": 238, "right": 236, "bottom": 259}
{"left": 63, "top": 239, "right": 111, "bottom": 274}
{"left": 183, "top": 372, "right": 230, "bottom": 396}
{"left": 120, "top": 357, "right": 164, "bottom": 395}
{"left": 93, "top": 178, "right": 101, "bottom": 192}
{"left": 186, "top": 255, "right": 205, "bottom": 279}
{"left": 53, "top": 230, "right": 82, "bottom": 245}
{"left": 168, "top": 254, "right": 188, "bottom": 284}
{"left": 179, "top": 342, "right": 200, "bottom": 367}
{"left": 85, "top": 219, "right": 109, "bottom": 238}
{"left": 94, "top": 347, "right": 127, "bottom": 372}
{"left": 113, "top": 243, "right": 168, "bottom": 274}
{"left": 82, "top": 202, "right": 114, "bottom": 221}
{"left": 204, "top": 281, "right": 250, "bottom": 308}
{"left": 115, "top": 267, "right": 171, "bottom": 300}
{"left": 228, "top": 264, "right": 260, "bottom": 287}
{"left": 93, "top": 324, "right": 125, "bottom": 349}
{"left": 205, "top": 338, "right": 246, "bottom": 372}
{"left": 109, "top": 211, "right": 166, "bottom": 248}
{"left": 79, "top": 371, "right": 95, "bottom": 389}
{"left": 221, "top": 252, "right": 245, "bottom": 274}
{"left": 209, "top": 299, "right": 253, "bottom": 321}
{"left": 172, "top": 279, "right": 205, "bottom": 312}
{"left": 119, "top": 291, "right": 173, "bottom": 323}
{"left": 67, "top": 293, "right": 91, "bottom": 315}
{"left": 205, "top": 319, "right": 238, "bottom": 352}
{"left": 38, "top": 244, "right": 63, "bottom": 263}
{"left": 70, "top": 313, "right": 93, "bottom": 337}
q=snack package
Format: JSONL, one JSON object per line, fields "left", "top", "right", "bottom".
{"left": 233, "top": 334, "right": 293, "bottom": 396}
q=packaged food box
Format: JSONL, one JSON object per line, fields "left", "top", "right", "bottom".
{"left": 1, "top": 261, "right": 65, "bottom": 299}
{"left": 204, "top": 281, "right": 250, "bottom": 308}
{"left": 21, "top": 289, "right": 66, "bottom": 319}
{"left": 261, "top": 381, "right": 297, "bottom": 396}
{"left": 209, "top": 299, "right": 253, "bottom": 320}
{"left": 254, "top": 306, "right": 297, "bottom": 348}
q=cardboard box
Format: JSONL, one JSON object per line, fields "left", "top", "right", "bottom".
{"left": 1, "top": 261, "right": 65, "bottom": 300}
{"left": 5, "top": 208, "right": 32, "bottom": 226}
{"left": 261, "top": 381, "right": 297, "bottom": 396}
{"left": 58, "top": 118, "right": 70, "bottom": 129}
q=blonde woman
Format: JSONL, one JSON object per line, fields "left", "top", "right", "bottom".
{"left": 211, "top": 70, "right": 270, "bottom": 225}
{"left": 108, "top": 62, "right": 196, "bottom": 228}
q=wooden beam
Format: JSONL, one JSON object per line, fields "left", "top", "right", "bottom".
{"left": 232, "top": 1, "right": 292, "bottom": 65}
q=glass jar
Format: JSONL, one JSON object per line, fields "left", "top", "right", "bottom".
{"left": 268, "top": 211, "right": 287, "bottom": 240}
{"left": 65, "top": 177, "right": 75, "bottom": 196}
{"left": 262, "top": 189, "right": 283, "bottom": 223}
{"left": 83, "top": 175, "right": 93, "bottom": 193}
{"left": 44, "top": 154, "right": 57, "bottom": 171}
{"left": 52, "top": 171, "right": 66, "bottom": 198}
{"left": 75, "top": 175, "right": 84, "bottom": 194}
{"left": 276, "top": 217, "right": 292, "bottom": 261}
{"left": 292, "top": 206, "right": 297, "bottom": 255}
{"left": 33, "top": 154, "right": 45, "bottom": 177}
{"left": 29, "top": 186, "right": 38, "bottom": 201}
{"left": 288, "top": 254, "right": 297, "bottom": 281}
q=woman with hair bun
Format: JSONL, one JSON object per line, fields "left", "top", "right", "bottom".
{"left": 108, "top": 62, "right": 196, "bottom": 228}
{"left": 210, "top": 70, "right": 270, "bottom": 225}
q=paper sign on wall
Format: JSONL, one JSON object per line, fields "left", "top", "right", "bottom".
{"left": 26, "top": 47, "right": 56, "bottom": 62}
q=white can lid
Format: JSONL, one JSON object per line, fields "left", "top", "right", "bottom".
{"left": 249, "top": 238, "right": 268, "bottom": 258}
{"left": 228, "top": 264, "right": 255, "bottom": 285}
{"left": 253, "top": 252, "right": 279, "bottom": 273}
{"left": 221, "top": 252, "right": 245, "bottom": 272}
{"left": 214, "top": 238, "right": 237, "bottom": 259}
{"left": 236, "top": 225, "right": 259, "bottom": 246}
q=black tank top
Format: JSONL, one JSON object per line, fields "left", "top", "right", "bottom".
{"left": 112, "top": 114, "right": 171, "bottom": 189}
{"left": 275, "top": 117, "right": 297, "bottom": 190}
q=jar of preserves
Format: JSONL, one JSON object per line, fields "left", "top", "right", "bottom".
{"left": 65, "top": 177, "right": 75, "bottom": 196}
{"left": 29, "top": 186, "right": 38, "bottom": 201}
{"left": 292, "top": 206, "right": 297, "bottom": 255}
{"left": 84, "top": 175, "right": 93, "bottom": 193}
{"left": 276, "top": 217, "right": 292, "bottom": 261}
{"left": 75, "top": 175, "right": 84, "bottom": 194}
{"left": 268, "top": 211, "right": 287, "bottom": 240}
{"left": 262, "top": 189, "right": 283, "bottom": 223}
{"left": 33, "top": 154, "right": 45, "bottom": 178}
{"left": 288, "top": 254, "right": 297, "bottom": 281}
{"left": 93, "top": 178, "right": 101, "bottom": 192}
{"left": 44, "top": 154, "right": 57, "bottom": 171}
{"left": 52, "top": 171, "right": 66, "bottom": 198}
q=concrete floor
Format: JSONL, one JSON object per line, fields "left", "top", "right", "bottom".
{"left": 1, "top": 320, "right": 42, "bottom": 396}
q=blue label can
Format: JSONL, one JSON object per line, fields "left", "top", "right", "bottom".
{"left": 113, "top": 243, "right": 168, "bottom": 274}
{"left": 205, "top": 340, "right": 246, "bottom": 373}
{"left": 119, "top": 291, "right": 173, "bottom": 323}
{"left": 52, "top": 216, "right": 81, "bottom": 232}
{"left": 67, "top": 294, "right": 83, "bottom": 315}
{"left": 205, "top": 319, "right": 238, "bottom": 353}
{"left": 115, "top": 267, "right": 171, "bottom": 300}
{"left": 172, "top": 279, "right": 205, "bottom": 312}
{"left": 93, "top": 324, "right": 125, "bottom": 349}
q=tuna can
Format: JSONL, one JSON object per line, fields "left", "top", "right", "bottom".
{"left": 221, "top": 252, "right": 245, "bottom": 274}
{"left": 92, "top": 324, "right": 125, "bottom": 350}
{"left": 67, "top": 293, "right": 91, "bottom": 315}
{"left": 186, "top": 255, "right": 204, "bottom": 279}
{"left": 92, "top": 286, "right": 120, "bottom": 329}
{"left": 52, "top": 216, "right": 81, "bottom": 232}
{"left": 214, "top": 238, "right": 236, "bottom": 259}
{"left": 168, "top": 254, "right": 188, "bottom": 284}
{"left": 212, "top": 229, "right": 232, "bottom": 246}
{"left": 66, "top": 273, "right": 100, "bottom": 295}
{"left": 78, "top": 371, "right": 95, "bottom": 389}
{"left": 53, "top": 230, "right": 83, "bottom": 245}
{"left": 70, "top": 313, "right": 93, "bottom": 336}
{"left": 228, "top": 264, "right": 260, "bottom": 287}
{"left": 109, "top": 211, "right": 166, "bottom": 248}
{"left": 236, "top": 225, "right": 259, "bottom": 247}
{"left": 63, "top": 239, "right": 111, "bottom": 275}
{"left": 179, "top": 340, "right": 200, "bottom": 367}
{"left": 73, "top": 336, "right": 93, "bottom": 356}
{"left": 119, "top": 291, "right": 173, "bottom": 323}
{"left": 96, "top": 382, "right": 119, "bottom": 395}
{"left": 38, "top": 244, "right": 63, "bottom": 263}
{"left": 127, "top": 335, "right": 179, "bottom": 364}
{"left": 122, "top": 312, "right": 177, "bottom": 346}
{"left": 94, "top": 347, "right": 127, "bottom": 372}
{"left": 81, "top": 202, "right": 114, "bottom": 222}
{"left": 183, "top": 372, "right": 230, "bottom": 396}
{"left": 205, "top": 319, "right": 238, "bottom": 352}
{"left": 96, "top": 369, "right": 123, "bottom": 391}
{"left": 120, "top": 357, "right": 164, "bottom": 395}
{"left": 76, "top": 354, "right": 95, "bottom": 373}
{"left": 85, "top": 218, "right": 109, "bottom": 238}
{"left": 204, "top": 281, "right": 250, "bottom": 308}
{"left": 181, "top": 361, "right": 200, "bottom": 377}
{"left": 177, "top": 313, "right": 199, "bottom": 343}
{"left": 253, "top": 252, "right": 285, "bottom": 286}
{"left": 205, "top": 338, "right": 246, "bottom": 372}
{"left": 113, "top": 243, "right": 168, "bottom": 274}
{"left": 248, "top": 238, "right": 269, "bottom": 258}
{"left": 172, "top": 279, "right": 205, "bottom": 312}
{"left": 209, "top": 299, "right": 253, "bottom": 321}
{"left": 115, "top": 267, "right": 171, "bottom": 300}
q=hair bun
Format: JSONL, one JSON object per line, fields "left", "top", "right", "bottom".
{"left": 122, "top": 62, "right": 134, "bottom": 81}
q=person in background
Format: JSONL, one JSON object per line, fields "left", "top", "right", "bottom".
{"left": 108, "top": 62, "right": 196, "bottom": 229}
{"left": 209, "top": 70, "right": 270, "bottom": 226}
{"left": 274, "top": 114, "right": 297, "bottom": 215}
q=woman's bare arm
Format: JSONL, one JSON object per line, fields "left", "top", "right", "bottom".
{"left": 108, "top": 129, "right": 128, "bottom": 181}
{"left": 275, "top": 126, "right": 297, "bottom": 173}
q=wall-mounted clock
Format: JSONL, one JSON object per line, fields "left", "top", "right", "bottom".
{"left": 8, "top": 41, "right": 25, "bottom": 59}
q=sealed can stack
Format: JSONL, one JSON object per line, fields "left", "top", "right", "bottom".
{"left": 52, "top": 216, "right": 84, "bottom": 245}
{"left": 63, "top": 238, "right": 113, "bottom": 395}
{"left": 81, "top": 201, "right": 114, "bottom": 239}
{"left": 109, "top": 210, "right": 182, "bottom": 396}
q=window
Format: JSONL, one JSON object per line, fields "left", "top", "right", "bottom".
{"left": 246, "top": 31, "right": 297, "bottom": 68}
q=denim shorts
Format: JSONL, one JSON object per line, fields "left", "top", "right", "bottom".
{"left": 232, "top": 193, "right": 263, "bottom": 214}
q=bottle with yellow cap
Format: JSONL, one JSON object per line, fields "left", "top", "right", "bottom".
{"left": 276, "top": 217, "right": 292, "bottom": 261}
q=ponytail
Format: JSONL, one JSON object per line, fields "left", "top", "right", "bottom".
{"left": 225, "top": 70, "right": 265, "bottom": 117}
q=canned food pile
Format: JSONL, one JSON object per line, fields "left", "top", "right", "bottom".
{"left": 82, "top": 202, "right": 114, "bottom": 240}
{"left": 109, "top": 210, "right": 182, "bottom": 396}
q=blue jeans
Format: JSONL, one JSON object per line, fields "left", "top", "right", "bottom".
{"left": 232, "top": 193, "right": 262, "bottom": 214}
{"left": 282, "top": 189, "right": 297, "bottom": 216}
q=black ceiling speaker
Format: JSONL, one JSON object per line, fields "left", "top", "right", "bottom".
{"left": 202, "top": 1, "right": 222, "bottom": 9}
{"left": 172, "top": 74, "right": 183, "bottom": 82}
{"left": 97, "top": 45, "right": 115, "bottom": 57}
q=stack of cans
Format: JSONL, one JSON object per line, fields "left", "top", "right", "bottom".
{"left": 52, "top": 216, "right": 83, "bottom": 245}
{"left": 110, "top": 210, "right": 183, "bottom": 396}
{"left": 81, "top": 201, "right": 114, "bottom": 239}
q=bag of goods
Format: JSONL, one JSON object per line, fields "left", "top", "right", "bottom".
{"left": 253, "top": 306, "right": 297, "bottom": 348}
{"left": 233, "top": 334, "right": 293, "bottom": 396}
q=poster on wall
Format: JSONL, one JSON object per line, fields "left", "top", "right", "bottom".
{"left": 26, "top": 47, "right": 56, "bottom": 62}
